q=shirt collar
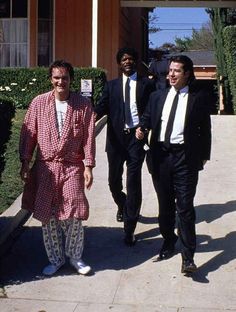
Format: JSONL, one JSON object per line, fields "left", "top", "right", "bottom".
{"left": 123, "top": 72, "right": 137, "bottom": 81}
{"left": 171, "top": 85, "right": 189, "bottom": 97}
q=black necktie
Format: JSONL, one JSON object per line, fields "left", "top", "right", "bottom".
{"left": 124, "top": 77, "right": 131, "bottom": 125}
{"left": 164, "top": 90, "right": 179, "bottom": 149}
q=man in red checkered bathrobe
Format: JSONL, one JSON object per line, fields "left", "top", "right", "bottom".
{"left": 19, "top": 60, "right": 96, "bottom": 276}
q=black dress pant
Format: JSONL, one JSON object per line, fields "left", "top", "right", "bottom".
{"left": 152, "top": 144, "right": 199, "bottom": 261}
{"left": 107, "top": 131, "right": 146, "bottom": 234}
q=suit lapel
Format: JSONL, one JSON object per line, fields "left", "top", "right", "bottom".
{"left": 112, "top": 78, "right": 125, "bottom": 132}
{"left": 117, "top": 77, "right": 124, "bottom": 118}
{"left": 154, "top": 89, "right": 169, "bottom": 130}
{"left": 118, "top": 77, "right": 123, "bottom": 102}
{"left": 136, "top": 75, "right": 142, "bottom": 101}
{"left": 136, "top": 75, "right": 145, "bottom": 113}
{"left": 150, "top": 90, "right": 168, "bottom": 141}
{"left": 184, "top": 91, "right": 196, "bottom": 128}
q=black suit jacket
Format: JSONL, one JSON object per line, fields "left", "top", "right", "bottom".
{"left": 139, "top": 84, "right": 212, "bottom": 172}
{"left": 95, "top": 75, "right": 156, "bottom": 152}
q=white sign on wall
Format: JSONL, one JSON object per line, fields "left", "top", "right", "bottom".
{"left": 81, "top": 79, "right": 92, "bottom": 97}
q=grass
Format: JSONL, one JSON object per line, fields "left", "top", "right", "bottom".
{"left": 0, "top": 109, "right": 26, "bottom": 214}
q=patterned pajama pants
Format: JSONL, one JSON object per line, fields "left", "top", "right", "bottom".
{"left": 42, "top": 217, "right": 84, "bottom": 267}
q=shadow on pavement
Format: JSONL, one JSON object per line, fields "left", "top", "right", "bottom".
{"left": 1, "top": 200, "right": 235, "bottom": 286}
{"left": 196, "top": 200, "right": 236, "bottom": 224}
{"left": 187, "top": 231, "right": 236, "bottom": 283}
{"left": 83, "top": 225, "right": 161, "bottom": 272}
{"left": 139, "top": 215, "right": 158, "bottom": 224}
{"left": 184, "top": 200, "right": 236, "bottom": 283}
{"left": 0, "top": 224, "right": 161, "bottom": 287}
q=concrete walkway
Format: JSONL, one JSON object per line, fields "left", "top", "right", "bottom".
{"left": 0, "top": 115, "right": 236, "bottom": 312}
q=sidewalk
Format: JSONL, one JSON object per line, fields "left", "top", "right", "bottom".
{"left": 0, "top": 115, "right": 236, "bottom": 312}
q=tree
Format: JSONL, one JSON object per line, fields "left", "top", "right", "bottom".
{"left": 175, "top": 36, "right": 192, "bottom": 51}
{"left": 149, "top": 11, "right": 160, "bottom": 34}
{"left": 159, "top": 42, "right": 180, "bottom": 53}
{"left": 148, "top": 11, "right": 160, "bottom": 47}
{"left": 223, "top": 26, "right": 236, "bottom": 112}
{"left": 207, "top": 8, "right": 236, "bottom": 113}
{"left": 175, "top": 21, "right": 214, "bottom": 51}
{"left": 189, "top": 21, "right": 214, "bottom": 50}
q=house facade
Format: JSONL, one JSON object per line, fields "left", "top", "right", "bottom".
{"left": 0, "top": 0, "right": 235, "bottom": 80}
{"left": 0, "top": 0, "right": 150, "bottom": 79}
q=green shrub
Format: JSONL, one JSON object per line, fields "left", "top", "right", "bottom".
{"left": 0, "top": 98, "right": 15, "bottom": 179}
{"left": 223, "top": 25, "right": 236, "bottom": 113}
{"left": 0, "top": 67, "right": 107, "bottom": 109}
{"left": 0, "top": 110, "right": 25, "bottom": 214}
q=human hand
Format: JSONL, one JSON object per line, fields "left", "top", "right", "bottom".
{"left": 84, "top": 166, "right": 93, "bottom": 190}
{"left": 136, "top": 127, "right": 145, "bottom": 140}
{"left": 20, "top": 161, "right": 30, "bottom": 182}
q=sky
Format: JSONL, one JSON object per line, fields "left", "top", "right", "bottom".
{"left": 149, "top": 7, "right": 210, "bottom": 48}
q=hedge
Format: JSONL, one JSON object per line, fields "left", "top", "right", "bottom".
{"left": 223, "top": 25, "right": 236, "bottom": 113}
{"left": 0, "top": 98, "right": 15, "bottom": 180}
{"left": 0, "top": 67, "right": 107, "bottom": 109}
{"left": 0, "top": 109, "right": 24, "bottom": 214}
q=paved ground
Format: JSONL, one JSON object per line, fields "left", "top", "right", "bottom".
{"left": 0, "top": 115, "right": 236, "bottom": 312}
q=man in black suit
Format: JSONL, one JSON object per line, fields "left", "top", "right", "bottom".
{"left": 148, "top": 49, "right": 169, "bottom": 90}
{"left": 95, "top": 47, "right": 155, "bottom": 246}
{"left": 136, "top": 55, "right": 211, "bottom": 273}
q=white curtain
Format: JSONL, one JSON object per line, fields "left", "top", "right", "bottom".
{"left": 0, "top": 18, "right": 28, "bottom": 67}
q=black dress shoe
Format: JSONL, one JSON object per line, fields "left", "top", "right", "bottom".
{"left": 157, "top": 246, "right": 175, "bottom": 261}
{"left": 181, "top": 260, "right": 197, "bottom": 274}
{"left": 124, "top": 233, "right": 136, "bottom": 246}
{"left": 116, "top": 210, "right": 123, "bottom": 222}
{"left": 157, "top": 236, "right": 178, "bottom": 261}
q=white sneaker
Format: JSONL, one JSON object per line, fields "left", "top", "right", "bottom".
{"left": 42, "top": 263, "right": 64, "bottom": 276}
{"left": 70, "top": 258, "right": 91, "bottom": 275}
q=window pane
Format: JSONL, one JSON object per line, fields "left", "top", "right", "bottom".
{"left": 38, "top": 0, "right": 53, "bottom": 66}
{"left": 0, "top": 0, "right": 10, "bottom": 18}
{"left": 0, "top": 20, "right": 10, "bottom": 45}
{"left": 10, "top": 19, "right": 27, "bottom": 42}
{"left": 0, "top": 18, "right": 27, "bottom": 67}
{"left": 11, "top": 43, "right": 27, "bottom": 66}
{"left": 38, "top": 0, "right": 52, "bottom": 19}
{"left": 38, "top": 19, "right": 53, "bottom": 66}
{"left": 12, "top": 0, "right": 27, "bottom": 18}
{"left": 0, "top": 44, "right": 10, "bottom": 67}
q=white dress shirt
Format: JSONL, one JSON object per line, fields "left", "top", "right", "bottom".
{"left": 123, "top": 72, "right": 139, "bottom": 129}
{"left": 159, "top": 86, "right": 189, "bottom": 144}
